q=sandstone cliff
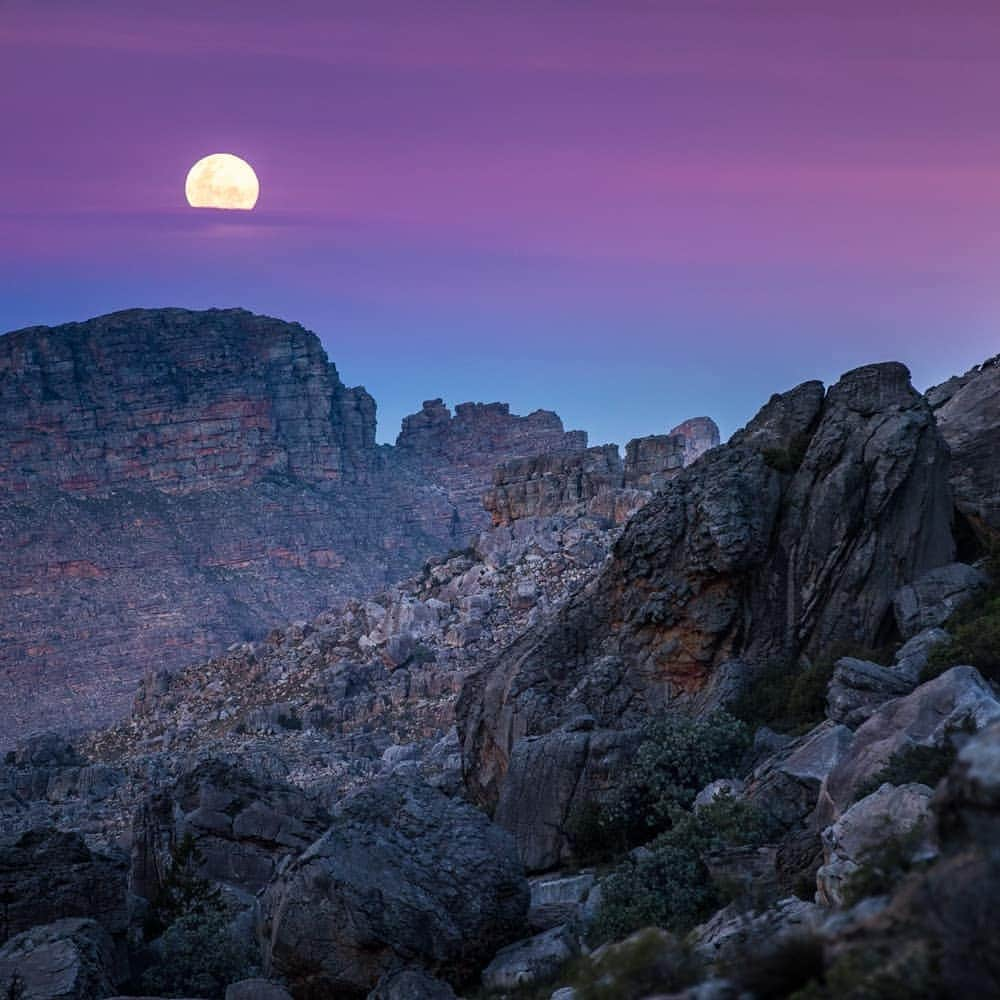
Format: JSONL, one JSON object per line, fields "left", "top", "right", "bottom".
{"left": 0, "top": 309, "right": 587, "bottom": 742}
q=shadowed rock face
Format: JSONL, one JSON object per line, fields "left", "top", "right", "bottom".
{"left": 927, "top": 354, "right": 1000, "bottom": 545}
{"left": 259, "top": 776, "right": 528, "bottom": 998}
{"left": 0, "top": 309, "right": 586, "bottom": 744}
{"left": 458, "top": 364, "right": 955, "bottom": 810}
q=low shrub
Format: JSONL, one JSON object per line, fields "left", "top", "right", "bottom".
{"left": 841, "top": 827, "right": 930, "bottom": 906}
{"left": 563, "top": 928, "right": 702, "bottom": 1000}
{"left": 588, "top": 795, "right": 774, "bottom": 945}
{"left": 732, "top": 642, "right": 897, "bottom": 736}
{"left": 922, "top": 591, "right": 1000, "bottom": 683}
{"left": 599, "top": 710, "right": 750, "bottom": 848}
{"left": 730, "top": 657, "right": 834, "bottom": 735}
{"left": 140, "top": 909, "right": 259, "bottom": 999}
{"left": 723, "top": 934, "right": 826, "bottom": 1000}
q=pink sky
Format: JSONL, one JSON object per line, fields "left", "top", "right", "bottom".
{"left": 2, "top": 1, "right": 998, "bottom": 442}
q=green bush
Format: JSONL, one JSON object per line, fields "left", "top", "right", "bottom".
{"left": 144, "top": 833, "right": 221, "bottom": 940}
{"left": 562, "top": 928, "right": 702, "bottom": 1000}
{"left": 922, "top": 592, "right": 1000, "bottom": 683}
{"left": 140, "top": 833, "right": 259, "bottom": 998}
{"left": 730, "top": 657, "right": 834, "bottom": 735}
{"left": 589, "top": 796, "right": 774, "bottom": 945}
{"left": 599, "top": 711, "right": 750, "bottom": 848}
{"left": 140, "top": 910, "right": 259, "bottom": 999}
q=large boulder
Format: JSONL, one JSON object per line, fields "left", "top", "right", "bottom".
{"left": 0, "top": 828, "right": 127, "bottom": 940}
{"left": 815, "top": 782, "right": 934, "bottom": 907}
{"left": 458, "top": 365, "right": 954, "bottom": 811}
{"left": 825, "top": 657, "right": 915, "bottom": 728}
{"left": 0, "top": 919, "right": 118, "bottom": 1000}
{"left": 494, "top": 727, "right": 640, "bottom": 872}
{"left": 130, "top": 757, "right": 330, "bottom": 908}
{"left": 259, "top": 776, "right": 529, "bottom": 998}
{"left": 480, "top": 925, "right": 578, "bottom": 993}
{"left": 820, "top": 666, "right": 1000, "bottom": 817}
{"left": 927, "top": 353, "right": 1000, "bottom": 543}
{"left": 366, "top": 969, "right": 457, "bottom": 1000}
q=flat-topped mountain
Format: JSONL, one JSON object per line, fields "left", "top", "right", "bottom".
{"left": 0, "top": 308, "right": 712, "bottom": 743}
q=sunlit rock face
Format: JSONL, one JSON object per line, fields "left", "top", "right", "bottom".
{"left": 0, "top": 308, "right": 587, "bottom": 744}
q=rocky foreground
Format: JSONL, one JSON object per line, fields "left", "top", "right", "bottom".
{"left": 0, "top": 348, "right": 998, "bottom": 999}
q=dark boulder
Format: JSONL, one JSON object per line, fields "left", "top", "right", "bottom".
{"left": 260, "top": 776, "right": 528, "bottom": 998}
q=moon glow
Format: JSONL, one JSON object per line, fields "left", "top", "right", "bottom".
{"left": 185, "top": 153, "right": 259, "bottom": 210}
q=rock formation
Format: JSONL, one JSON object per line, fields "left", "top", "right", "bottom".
{"left": 927, "top": 353, "right": 1000, "bottom": 544}
{"left": 259, "top": 776, "right": 528, "bottom": 997}
{"left": 458, "top": 363, "right": 956, "bottom": 814}
{"left": 0, "top": 309, "right": 588, "bottom": 743}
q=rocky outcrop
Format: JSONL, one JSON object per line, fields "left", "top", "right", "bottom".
{"left": 458, "top": 364, "right": 955, "bottom": 814}
{"left": 0, "top": 919, "right": 119, "bottom": 1000}
{"left": 0, "top": 829, "right": 127, "bottom": 941}
{"left": 366, "top": 969, "right": 457, "bottom": 1000}
{"left": 815, "top": 782, "right": 934, "bottom": 906}
{"left": 927, "top": 353, "right": 1000, "bottom": 543}
{"left": 892, "top": 562, "right": 988, "bottom": 638}
{"left": 259, "top": 776, "right": 528, "bottom": 998}
{"left": 130, "top": 758, "right": 330, "bottom": 908}
{"left": 820, "top": 666, "right": 1000, "bottom": 817}
{"left": 494, "top": 727, "right": 641, "bottom": 871}
{"left": 0, "top": 309, "right": 591, "bottom": 744}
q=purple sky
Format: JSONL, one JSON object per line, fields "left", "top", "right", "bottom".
{"left": 2, "top": 1, "right": 998, "bottom": 444}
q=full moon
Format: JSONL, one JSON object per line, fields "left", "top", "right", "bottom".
{"left": 185, "top": 153, "right": 259, "bottom": 210}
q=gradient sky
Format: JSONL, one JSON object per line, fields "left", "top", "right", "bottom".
{"left": 2, "top": 1, "right": 998, "bottom": 445}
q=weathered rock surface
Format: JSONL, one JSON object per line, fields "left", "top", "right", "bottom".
{"left": 130, "top": 757, "right": 330, "bottom": 908}
{"left": 691, "top": 896, "right": 824, "bottom": 966}
{"left": 816, "top": 782, "right": 934, "bottom": 907}
{"left": 892, "top": 562, "right": 988, "bottom": 638}
{"left": 260, "top": 776, "right": 528, "bottom": 997}
{"left": 481, "top": 924, "right": 578, "bottom": 993}
{"left": 825, "top": 657, "right": 915, "bottom": 728}
{"left": 527, "top": 873, "right": 598, "bottom": 932}
{"left": 0, "top": 828, "right": 127, "bottom": 940}
{"left": 820, "top": 666, "right": 1000, "bottom": 817}
{"left": 0, "top": 309, "right": 588, "bottom": 744}
{"left": 927, "top": 353, "right": 1000, "bottom": 542}
{"left": 495, "top": 728, "right": 641, "bottom": 872}
{"left": 366, "top": 969, "right": 457, "bottom": 1000}
{"left": 225, "top": 980, "right": 293, "bottom": 1000}
{"left": 459, "top": 364, "right": 954, "bottom": 822}
{"left": 0, "top": 919, "right": 119, "bottom": 1000}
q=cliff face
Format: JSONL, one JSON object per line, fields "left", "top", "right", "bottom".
{"left": 0, "top": 309, "right": 587, "bottom": 742}
{"left": 458, "top": 363, "right": 957, "bottom": 808}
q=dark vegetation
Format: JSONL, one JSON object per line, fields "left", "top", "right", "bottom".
{"left": 841, "top": 827, "right": 931, "bottom": 906}
{"left": 732, "top": 642, "right": 897, "bottom": 736}
{"left": 567, "top": 711, "right": 751, "bottom": 860}
{"left": 761, "top": 430, "right": 814, "bottom": 474}
{"left": 589, "top": 794, "right": 777, "bottom": 945}
{"left": 138, "top": 833, "right": 257, "bottom": 998}
{"left": 922, "top": 547, "right": 1000, "bottom": 683}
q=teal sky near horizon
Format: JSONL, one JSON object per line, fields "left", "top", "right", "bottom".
{"left": 2, "top": 1, "right": 998, "bottom": 444}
